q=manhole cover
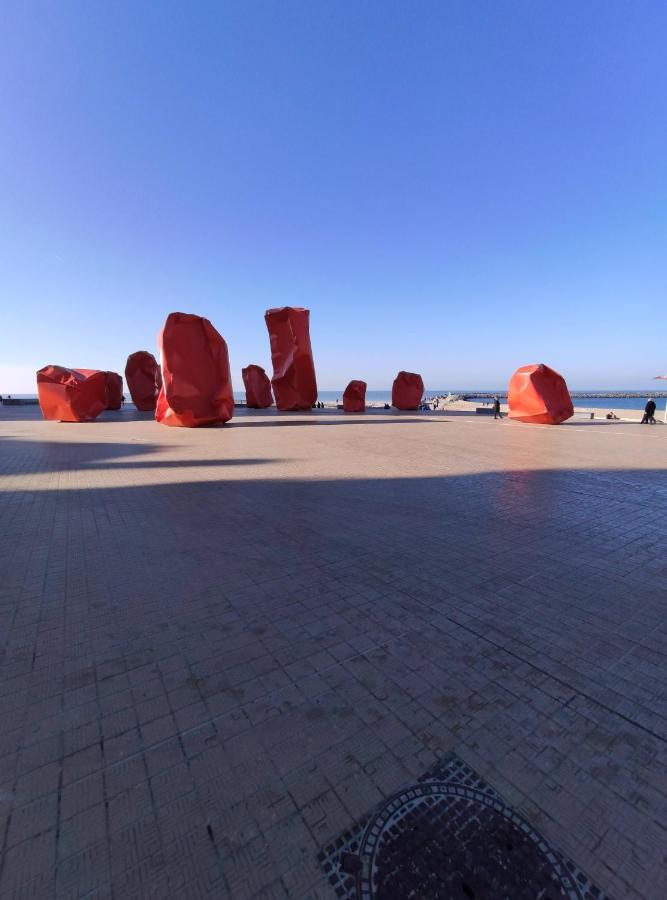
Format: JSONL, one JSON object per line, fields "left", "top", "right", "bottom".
{"left": 319, "top": 755, "right": 610, "bottom": 900}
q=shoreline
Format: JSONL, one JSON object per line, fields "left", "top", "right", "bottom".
{"left": 315, "top": 397, "right": 662, "bottom": 422}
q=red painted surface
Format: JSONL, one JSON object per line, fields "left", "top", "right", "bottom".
{"left": 36, "top": 365, "right": 108, "bottom": 422}
{"left": 77, "top": 369, "right": 123, "bottom": 410}
{"left": 343, "top": 380, "right": 367, "bottom": 412}
{"left": 104, "top": 372, "right": 123, "bottom": 410}
{"left": 508, "top": 363, "right": 574, "bottom": 425}
{"left": 125, "top": 351, "right": 160, "bottom": 411}
{"left": 242, "top": 365, "right": 273, "bottom": 408}
{"left": 155, "top": 312, "right": 234, "bottom": 427}
{"left": 264, "top": 307, "right": 317, "bottom": 411}
{"left": 392, "top": 371, "right": 424, "bottom": 410}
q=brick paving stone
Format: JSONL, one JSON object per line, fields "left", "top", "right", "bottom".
{"left": 0, "top": 828, "right": 56, "bottom": 892}
{"left": 55, "top": 839, "right": 111, "bottom": 899}
{"left": 5, "top": 793, "right": 58, "bottom": 849}
{"left": 107, "top": 783, "right": 154, "bottom": 835}
{"left": 1, "top": 404, "right": 666, "bottom": 897}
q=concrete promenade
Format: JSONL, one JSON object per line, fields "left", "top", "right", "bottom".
{"left": 0, "top": 405, "right": 666, "bottom": 898}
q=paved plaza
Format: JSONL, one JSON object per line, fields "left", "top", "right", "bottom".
{"left": 0, "top": 404, "right": 666, "bottom": 899}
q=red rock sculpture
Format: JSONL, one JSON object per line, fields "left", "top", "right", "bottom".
{"left": 155, "top": 312, "right": 234, "bottom": 427}
{"left": 36, "top": 366, "right": 108, "bottom": 422}
{"left": 125, "top": 351, "right": 161, "bottom": 411}
{"left": 242, "top": 365, "right": 273, "bottom": 408}
{"left": 104, "top": 372, "right": 123, "bottom": 410}
{"left": 343, "top": 380, "right": 366, "bottom": 412}
{"left": 392, "top": 371, "right": 424, "bottom": 410}
{"left": 508, "top": 363, "right": 574, "bottom": 425}
{"left": 264, "top": 307, "right": 317, "bottom": 411}
{"left": 77, "top": 369, "right": 123, "bottom": 410}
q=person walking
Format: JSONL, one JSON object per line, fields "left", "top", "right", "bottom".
{"left": 643, "top": 398, "right": 657, "bottom": 424}
{"left": 493, "top": 396, "right": 502, "bottom": 420}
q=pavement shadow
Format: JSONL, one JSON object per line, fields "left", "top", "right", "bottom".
{"left": 0, "top": 438, "right": 283, "bottom": 475}
{"left": 1, "top": 461, "right": 666, "bottom": 900}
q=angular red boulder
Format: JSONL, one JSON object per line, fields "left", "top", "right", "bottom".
{"left": 104, "top": 372, "right": 123, "bottom": 409}
{"left": 155, "top": 312, "right": 234, "bottom": 427}
{"left": 36, "top": 366, "right": 108, "bottom": 422}
{"left": 264, "top": 307, "right": 317, "bottom": 411}
{"left": 508, "top": 363, "right": 574, "bottom": 425}
{"left": 343, "top": 380, "right": 366, "bottom": 412}
{"left": 77, "top": 369, "right": 123, "bottom": 410}
{"left": 242, "top": 365, "right": 273, "bottom": 408}
{"left": 392, "top": 371, "right": 424, "bottom": 410}
{"left": 125, "top": 351, "right": 161, "bottom": 411}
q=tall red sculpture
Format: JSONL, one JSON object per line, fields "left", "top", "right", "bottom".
{"left": 508, "top": 363, "right": 574, "bottom": 425}
{"left": 392, "top": 371, "right": 424, "bottom": 410}
{"left": 125, "top": 351, "right": 161, "bottom": 411}
{"left": 264, "top": 307, "right": 317, "bottom": 411}
{"left": 343, "top": 380, "right": 366, "bottom": 412}
{"left": 242, "top": 365, "right": 273, "bottom": 408}
{"left": 36, "top": 366, "right": 108, "bottom": 422}
{"left": 156, "top": 312, "right": 234, "bottom": 427}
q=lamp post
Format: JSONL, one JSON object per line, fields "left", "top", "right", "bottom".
{"left": 654, "top": 375, "right": 667, "bottom": 422}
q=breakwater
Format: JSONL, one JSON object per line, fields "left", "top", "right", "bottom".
{"left": 462, "top": 391, "right": 667, "bottom": 400}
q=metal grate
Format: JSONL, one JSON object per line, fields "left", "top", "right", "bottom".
{"left": 319, "top": 754, "right": 611, "bottom": 900}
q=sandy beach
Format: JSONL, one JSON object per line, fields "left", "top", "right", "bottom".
{"left": 317, "top": 396, "right": 663, "bottom": 423}
{"left": 441, "top": 398, "right": 660, "bottom": 422}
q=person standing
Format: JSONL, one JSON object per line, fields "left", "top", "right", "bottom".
{"left": 643, "top": 398, "right": 657, "bottom": 424}
{"left": 493, "top": 396, "right": 502, "bottom": 420}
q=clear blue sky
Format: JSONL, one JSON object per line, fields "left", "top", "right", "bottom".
{"left": 1, "top": 1, "right": 666, "bottom": 392}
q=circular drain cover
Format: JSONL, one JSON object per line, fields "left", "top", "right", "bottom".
{"left": 355, "top": 783, "right": 581, "bottom": 900}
